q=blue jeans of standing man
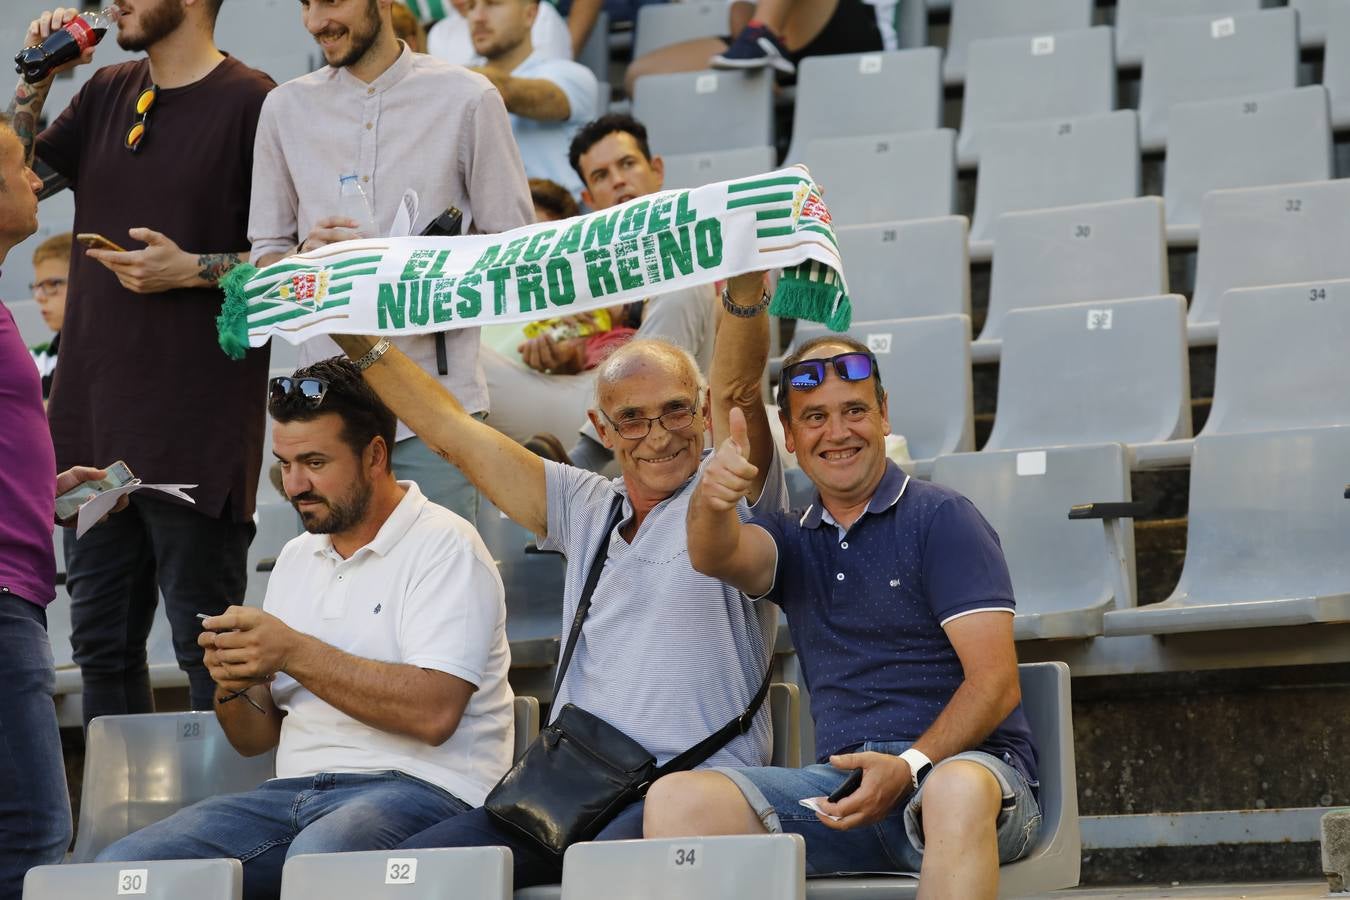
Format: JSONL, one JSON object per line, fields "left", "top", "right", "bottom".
{"left": 97, "top": 771, "right": 470, "bottom": 900}
{"left": 0, "top": 592, "right": 73, "bottom": 897}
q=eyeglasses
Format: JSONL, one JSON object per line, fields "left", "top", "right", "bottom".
{"left": 125, "top": 85, "right": 158, "bottom": 153}
{"left": 782, "top": 352, "right": 877, "bottom": 391}
{"left": 269, "top": 376, "right": 329, "bottom": 407}
{"left": 599, "top": 402, "right": 701, "bottom": 440}
{"left": 28, "top": 277, "right": 67, "bottom": 296}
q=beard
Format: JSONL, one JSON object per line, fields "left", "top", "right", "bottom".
{"left": 317, "top": 0, "right": 382, "bottom": 69}
{"left": 117, "top": 0, "right": 186, "bottom": 52}
{"left": 291, "top": 476, "right": 373, "bottom": 535}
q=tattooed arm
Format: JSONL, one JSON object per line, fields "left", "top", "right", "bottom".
{"left": 84, "top": 228, "right": 248, "bottom": 293}
{"left": 7, "top": 77, "right": 50, "bottom": 167}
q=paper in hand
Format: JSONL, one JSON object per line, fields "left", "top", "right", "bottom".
{"left": 75, "top": 479, "right": 197, "bottom": 537}
{"left": 798, "top": 797, "right": 841, "bottom": 822}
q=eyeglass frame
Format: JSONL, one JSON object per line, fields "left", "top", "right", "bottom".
{"left": 268, "top": 375, "right": 329, "bottom": 408}
{"left": 596, "top": 398, "right": 704, "bottom": 441}
{"left": 125, "top": 84, "right": 158, "bottom": 153}
{"left": 28, "top": 277, "right": 68, "bottom": 296}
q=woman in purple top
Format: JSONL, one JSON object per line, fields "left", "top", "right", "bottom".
{"left": 0, "top": 118, "right": 123, "bottom": 897}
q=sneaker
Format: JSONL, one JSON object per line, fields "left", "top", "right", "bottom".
{"left": 710, "top": 21, "right": 796, "bottom": 75}
{"left": 523, "top": 433, "right": 573, "bottom": 466}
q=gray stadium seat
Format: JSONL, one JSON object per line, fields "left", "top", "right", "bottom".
{"left": 968, "top": 111, "right": 1140, "bottom": 260}
{"left": 769, "top": 682, "right": 801, "bottom": 768}
{"left": 786, "top": 49, "right": 943, "bottom": 164}
{"left": 793, "top": 315, "right": 974, "bottom": 465}
{"left": 834, "top": 217, "right": 970, "bottom": 323}
{"left": 70, "top": 712, "right": 276, "bottom": 862}
{"left": 1137, "top": 7, "right": 1298, "bottom": 152}
{"left": 932, "top": 444, "right": 1135, "bottom": 640}
{"left": 1104, "top": 425, "right": 1350, "bottom": 635}
{"left": 985, "top": 295, "right": 1192, "bottom": 453}
{"left": 1201, "top": 279, "right": 1350, "bottom": 438}
{"left": 660, "top": 147, "right": 777, "bottom": 191}
{"left": 246, "top": 502, "right": 302, "bottom": 606}
{"left": 24, "top": 859, "right": 242, "bottom": 900}
{"left": 802, "top": 130, "right": 956, "bottom": 227}
{"left": 633, "top": 2, "right": 723, "bottom": 59}
{"left": 1162, "top": 86, "right": 1333, "bottom": 245}
{"left": 0, "top": 189, "right": 74, "bottom": 310}
{"left": 514, "top": 695, "right": 540, "bottom": 761}
{"left": 633, "top": 70, "right": 773, "bottom": 156}
{"left": 1326, "top": 1, "right": 1350, "bottom": 129}
{"left": 559, "top": 834, "right": 807, "bottom": 900}
{"left": 957, "top": 27, "right": 1116, "bottom": 168}
{"left": 1113, "top": 0, "right": 1261, "bottom": 67}
{"left": 1188, "top": 179, "right": 1350, "bottom": 342}
{"left": 980, "top": 197, "right": 1168, "bottom": 346}
{"left": 943, "top": 0, "right": 1094, "bottom": 86}
{"left": 475, "top": 497, "right": 564, "bottom": 671}
{"left": 1294, "top": 0, "right": 1335, "bottom": 47}
{"left": 280, "top": 847, "right": 511, "bottom": 900}
{"left": 803, "top": 662, "right": 1080, "bottom": 898}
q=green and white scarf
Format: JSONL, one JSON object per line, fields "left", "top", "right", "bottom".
{"left": 217, "top": 167, "right": 850, "bottom": 360}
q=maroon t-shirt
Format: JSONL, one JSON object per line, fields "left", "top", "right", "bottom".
{"left": 37, "top": 56, "right": 274, "bottom": 522}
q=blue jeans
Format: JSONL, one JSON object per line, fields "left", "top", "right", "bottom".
{"left": 399, "top": 799, "right": 646, "bottom": 887}
{"left": 97, "top": 771, "right": 470, "bottom": 900}
{"left": 63, "top": 494, "right": 253, "bottom": 725}
{"left": 0, "top": 593, "right": 72, "bottom": 897}
{"left": 714, "top": 743, "right": 1042, "bottom": 875}
{"left": 391, "top": 433, "right": 479, "bottom": 522}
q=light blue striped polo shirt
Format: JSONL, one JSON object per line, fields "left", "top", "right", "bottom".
{"left": 538, "top": 448, "right": 787, "bottom": 768}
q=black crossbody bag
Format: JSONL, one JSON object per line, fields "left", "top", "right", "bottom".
{"left": 484, "top": 500, "right": 773, "bottom": 860}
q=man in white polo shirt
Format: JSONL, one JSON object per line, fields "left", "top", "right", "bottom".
{"left": 97, "top": 357, "right": 513, "bottom": 900}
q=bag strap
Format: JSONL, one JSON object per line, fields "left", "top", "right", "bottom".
{"left": 551, "top": 494, "right": 775, "bottom": 775}
{"left": 551, "top": 497, "right": 624, "bottom": 699}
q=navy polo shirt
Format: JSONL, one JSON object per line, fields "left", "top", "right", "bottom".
{"left": 749, "top": 461, "right": 1038, "bottom": 784}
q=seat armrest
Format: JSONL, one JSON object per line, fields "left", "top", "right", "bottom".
{"left": 1068, "top": 501, "right": 1147, "bottom": 520}
{"left": 256, "top": 558, "right": 276, "bottom": 573}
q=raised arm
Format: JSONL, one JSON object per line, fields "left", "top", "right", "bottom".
{"left": 709, "top": 270, "right": 774, "bottom": 502}
{"left": 687, "top": 406, "right": 778, "bottom": 597}
{"left": 331, "top": 335, "right": 549, "bottom": 536}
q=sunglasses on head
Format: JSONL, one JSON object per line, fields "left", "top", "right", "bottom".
{"left": 782, "top": 351, "right": 877, "bottom": 391}
{"left": 269, "top": 376, "right": 329, "bottom": 407}
{"left": 125, "top": 85, "right": 158, "bottom": 153}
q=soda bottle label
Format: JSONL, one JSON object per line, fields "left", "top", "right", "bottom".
{"left": 65, "top": 17, "right": 99, "bottom": 52}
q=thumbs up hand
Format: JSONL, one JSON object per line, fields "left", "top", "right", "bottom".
{"left": 700, "top": 406, "right": 759, "bottom": 512}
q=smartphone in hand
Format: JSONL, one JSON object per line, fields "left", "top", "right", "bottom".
{"left": 76, "top": 232, "right": 128, "bottom": 253}
{"left": 827, "top": 768, "right": 864, "bottom": 803}
{"left": 54, "top": 460, "right": 134, "bottom": 521}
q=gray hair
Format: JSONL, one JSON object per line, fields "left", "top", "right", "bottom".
{"left": 592, "top": 337, "right": 708, "bottom": 410}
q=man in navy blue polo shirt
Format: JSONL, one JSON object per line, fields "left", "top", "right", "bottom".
{"left": 645, "top": 334, "right": 1041, "bottom": 898}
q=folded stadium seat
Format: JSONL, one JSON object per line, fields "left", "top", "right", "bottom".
{"left": 784, "top": 49, "right": 942, "bottom": 164}
{"left": 556, "top": 835, "right": 807, "bottom": 900}
{"left": 1103, "top": 424, "right": 1350, "bottom": 636}
{"left": 632, "top": 2, "right": 724, "bottom": 60}
{"left": 660, "top": 146, "right": 777, "bottom": 190}
{"left": 793, "top": 315, "right": 974, "bottom": 472}
{"left": 967, "top": 111, "right": 1140, "bottom": 261}
{"left": 1326, "top": 1, "right": 1350, "bottom": 129}
{"left": 768, "top": 682, "right": 802, "bottom": 768}
{"left": 474, "top": 496, "right": 565, "bottom": 671}
{"left": 801, "top": 130, "right": 956, "bottom": 227}
{"left": 632, "top": 70, "right": 773, "bottom": 156}
{"left": 1162, "top": 86, "right": 1333, "bottom": 246}
{"left": 280, "top": 848, "right": 511, "bottom": 900}
{"left": 931, "top": 444, "right": 1135, "bottom": 640}
{"left": 0, "top": 189, "right": 74, "bottom": 313}
{"left": 1294, "top": 0, "right": 1335, "bottom": 47}
{"left": 978, "top": 197, "right": 1167, "bottom": 351}
{"left": 833, "top": 217, "right": 970, "bottom": 323}
{"left": 957, "top": 27, "right": 1116, "bottom": 169}
{"left": 802, "top": 662, "right": 1080, "bottom": 898}
{"left": 1187, "top": 179, "right": 1350, "bottom": 343}
{"left": 1113, "top": 0, "right": 1261, "bottom": 68}
{"left": 216, "top": 0, "right": 321, "bottom": 84}
{"left": 576, "top": 10, "right": 610, "bottom": 85}
{"left": 70, "top": 712, "right": 277, "bottom": 862}
{"left": 942, "top": 0, "right": 1093, "bottom": 86}
{"left": 513, "top": 696, "right": 540, "bottom": 761}
{"left": 1137, "top": 7, "right": 1299, "bottom": 152}
{"left": 984, "top": 295, "right": 1192, "bottom": 455}
{"left": 24, "top": 859, "right": 243, "bottom": 900}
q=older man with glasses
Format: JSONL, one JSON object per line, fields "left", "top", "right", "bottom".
{"left": 648, "top": 334, "right": 1043, "bottom": 900}
{"left": 97, "top": 356, "right": 515, "bottom": 900}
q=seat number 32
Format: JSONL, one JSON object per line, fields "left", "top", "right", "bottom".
{"left": 385, "top": 858, "right": 418, "bottom": 884}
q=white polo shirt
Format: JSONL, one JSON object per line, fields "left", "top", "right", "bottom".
{"left": 264, "top": 481, "right": 513, "bottom": 806}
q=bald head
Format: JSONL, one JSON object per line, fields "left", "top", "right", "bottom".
{"left": 593, "top": 338, "right": 706, "bottom": 408}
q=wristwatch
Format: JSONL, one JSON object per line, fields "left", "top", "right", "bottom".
{"left": 898, "top": 747, "right": 933, "bottom": 791}
{"left": 353, "top": 337, "right": 391, "bottom": 371}
{"left": 721, "top": 285, "right": 771, "bottom": 318}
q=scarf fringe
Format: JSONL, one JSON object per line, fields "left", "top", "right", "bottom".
{"left": 216, "top": 263, "right": 259, "bottom": 360}
{"left": 770, "top": 266, "right": 852, "bottom": 332}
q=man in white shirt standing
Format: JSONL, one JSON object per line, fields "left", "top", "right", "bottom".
{"left": 97, "top": 357, "right": 514, "bottom": 900}
{"left": 249, "top": 0, "right": 534, "bottom": 523}
{"left": 464, "top": 0, "right": 598, "bottom": 198}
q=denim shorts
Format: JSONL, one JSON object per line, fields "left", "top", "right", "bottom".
{"left": 713, "top": 741, "right": 1042, "bottom": 875}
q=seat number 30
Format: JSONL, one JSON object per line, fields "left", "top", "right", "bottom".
{"left": 117, "top": 869, "right": 148, "bottom": 895}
